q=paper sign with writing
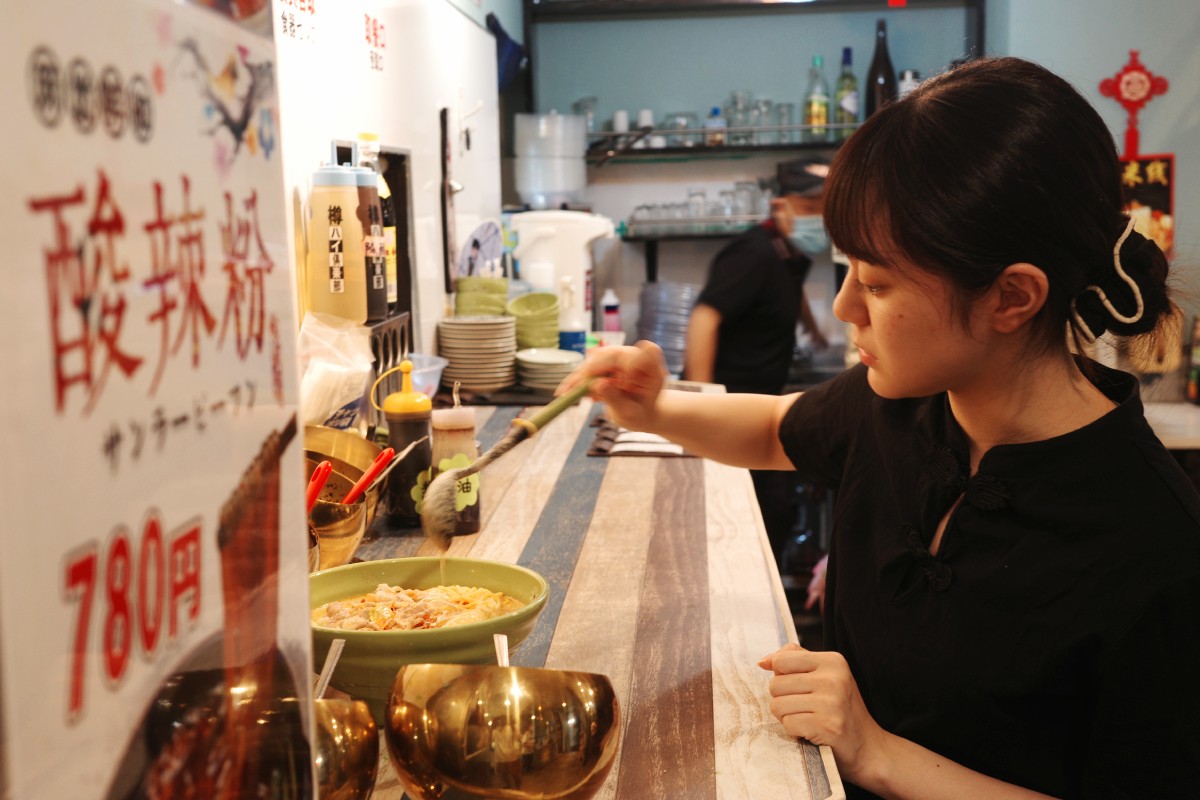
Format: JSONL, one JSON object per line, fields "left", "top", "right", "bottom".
{"left": 1120, "top": 153, "right": 1175, "bottom": 259}
{"left": 0, "top": 1, "right": 311, "bottom": 797}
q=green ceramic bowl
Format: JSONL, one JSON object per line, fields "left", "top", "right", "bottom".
{"left": 455, "top": 276, "right": 510, "bottom": 295}
{"left": 311, "top": 557, "right": 550, "bottom": 723}
{"left": 507, "top": 292, "right": 559, "bottom": 317}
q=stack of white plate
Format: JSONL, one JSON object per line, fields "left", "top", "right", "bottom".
{"left": 515, "top": 348, "right": 583, "bottom": 391}
{"left": 438, "top": 316, "right": 517, "bottom": 392}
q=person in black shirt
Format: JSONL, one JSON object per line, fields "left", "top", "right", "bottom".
{"left": 686, "top": 160, "right": 830, "bottom": 556}
{"left": 685, "top": 159, "right": 829, "bottom": 395}
{"left": 563, "top": 56, "right": 1200, "bottom": 797}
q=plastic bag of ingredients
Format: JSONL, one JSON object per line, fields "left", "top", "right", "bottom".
{"left": 298, "top": 312, "right": 375, "bottom": 434}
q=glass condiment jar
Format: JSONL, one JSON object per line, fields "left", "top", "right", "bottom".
{"left": 429, "top": 405, "right": 481, "bottom": 536}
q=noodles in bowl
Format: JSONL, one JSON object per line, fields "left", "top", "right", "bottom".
{"left": 310, "top": 557, "right": 549, "bottom": 724}
{"left": 312, "top": 583, "right": 525, "bottom": 631}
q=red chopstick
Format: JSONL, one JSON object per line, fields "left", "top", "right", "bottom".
{"left": 342, "top": 447, "right": 395, "bottom": 505}
{"left": 306, "top": 460, "right": 333, "bottom": 514}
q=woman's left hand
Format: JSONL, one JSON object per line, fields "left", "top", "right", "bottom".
{"left": 757, "top": 644, "right": 887, "bottom": 781}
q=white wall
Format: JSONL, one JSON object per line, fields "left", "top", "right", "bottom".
{"left": 275, "top": 0, "right": 502, "bottom": 353}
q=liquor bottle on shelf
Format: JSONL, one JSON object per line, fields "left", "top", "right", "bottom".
{"left": 704, "top": 106, "right": 727, "bottom": 146}
{"left": 898, "top": 68, "right": 922, "bottom": 98}
{"left": 359, "top": 133, "right": 399, "bottom": 313}
{"left": 803, "top": 55, "right": 830, "bottom": 143}
{"left": 833, "top": 46, "right": 858, "bottom": 139}
{"left": 865, "top": 18, "right": 898, "bottom": 117}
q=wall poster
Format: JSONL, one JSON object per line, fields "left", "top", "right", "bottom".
{"left": 1120, "top": 153, "right": 1175, "bottom": 259}
{"left": 0, "top": 0, "right": 312, "bottom": 797}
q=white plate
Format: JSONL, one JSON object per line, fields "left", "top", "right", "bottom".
{"left": 456, "top": 379, "right": 516, "bottom": 392}
{"left": 516, "top": 348, "right": 584, "bottom": 366}
{"left": 441, "top": 343, "right": 517, "bottom": 354}
{"left": 444, "top": 364, "right": 513, "bottom": 376}
{"left": 518, "top": 366, "right": 573, "bottom": 378}
{"left": 439, "top": 342, "right": 517, "bottom": 354}
{"left": 438, "top": 333, "right": 514, "bottom": 344}
{"left": 439, "top": 317, "right": 514, "bottom": 329}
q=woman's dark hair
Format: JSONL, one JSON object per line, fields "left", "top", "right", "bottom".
{"left": 823, "top": 56, "right": 1173, "bottom": 356}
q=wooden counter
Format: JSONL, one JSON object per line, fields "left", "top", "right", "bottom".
{"left": 353, "top": 399, "right": 844, "bottom": 800}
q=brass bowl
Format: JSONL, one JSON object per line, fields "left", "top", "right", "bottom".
{"left": 385, "top": 664, "right": 619, "bottom": 800}
{"left": 314, "top": 697, "right": 379, "bottom": 800}
{"left": 304, "top": 425, "right": 383, "bottom": 525}
{"left": 306, "top": 459, "right": 368, "bottom": 571}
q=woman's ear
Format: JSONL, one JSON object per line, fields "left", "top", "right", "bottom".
{"left": 989, "top": 263, "right": 1049, "bottom": 334}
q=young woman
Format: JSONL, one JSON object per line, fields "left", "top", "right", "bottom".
{"left": 563, "top": 57, "right": 1200, "bottom": 798}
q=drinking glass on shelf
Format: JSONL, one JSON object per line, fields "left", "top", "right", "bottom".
{"left": 662, "top": 112, "right": 699, "bottom": 147}
{"left": 757, "top": 179, "right": 775, "bottom": 216}
{"left": 734, "top": 181, "right": 759, "bottom": 219}
{"left": 572, "top": 96, "right": 598, "bottom": 134}
{"left": 717, "top": 190, "right": 737, "bottom": 229}
{"left": 774, "top": 102, "right": 796, "bottom": 145}
{"left": 752, "top": 99, "right": 774, "bottom": 144}
{"left": 686, "top": 188, "right": 707, "bottom": 233}
{"left": 725, "top": 90, "right": 754, "bottom": 146}
{"left": 667, "top": 202, "right": 689, "bottom": 234}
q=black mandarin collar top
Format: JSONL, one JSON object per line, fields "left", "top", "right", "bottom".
{"left": 779, "top": 361, "right": 1200, "bottom": 798}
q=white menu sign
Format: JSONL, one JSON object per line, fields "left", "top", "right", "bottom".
{"left": 0, "top": 1, "right": 313, "bottom": 797}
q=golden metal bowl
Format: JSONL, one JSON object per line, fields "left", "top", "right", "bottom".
{"left": 306, "top": 458, "right": 368, "bottom": 571}
{"left": 314, "top": 697, "right": 380, "bottom": 800}
{"left": 385, "top": 664, "right": 620, "bottom": 800}
{"left": 304, "top": 425, "right": 383, "bottom": 525}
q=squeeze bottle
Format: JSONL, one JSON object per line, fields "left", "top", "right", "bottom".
{"left": 372, "top": 360, "right": 432, "bottom": 528}
{"left": 558, "top": 276, "right": 587, "bottom": 355}
{"left": 601, "top": 288, "right": 621, "bottom": 332}
{"left": 429, "top": 404, "right": 481, "bottom": 536}
{"left": 305, "top": 154, "right": 366, "bottom": 323}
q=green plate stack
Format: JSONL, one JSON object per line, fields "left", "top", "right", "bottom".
{"left": 507, "top": 291, "right": 560, "bottom": 349}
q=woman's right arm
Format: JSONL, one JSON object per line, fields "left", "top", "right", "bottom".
{"left": 561, "top": 341, "right": 799, "bottom": 471}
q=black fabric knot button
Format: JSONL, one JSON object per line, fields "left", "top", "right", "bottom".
{"left": 903, "top": 523, "right": 924, "bottom": 552}
{"left": 898, "top": 524, "right": 953, "bottom": 593}
{"left": 925, "top": 446, "right": 965, "bottom": 489}
{"left": 923, "top": 561, "right": 953, "bottom": 591}
{"left": 966, "top": 473, "right": 1010, "bottom": 510}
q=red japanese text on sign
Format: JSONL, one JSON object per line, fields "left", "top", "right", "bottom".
{"left": 64, "top": 515, "right": 202, "bottom": 720}
{"left": 365, "top": 14, "right": 386, "bottom": 49}
{"left": 29, "top": 172, "right": 281, "bottom": 415}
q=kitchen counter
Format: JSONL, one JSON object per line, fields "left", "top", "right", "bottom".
{"left": 354, "top": 399, "right": 844, "bottom": 800}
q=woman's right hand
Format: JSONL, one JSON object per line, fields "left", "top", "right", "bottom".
{"left": 558, "top": 340, "right": 668, "bottom": 432}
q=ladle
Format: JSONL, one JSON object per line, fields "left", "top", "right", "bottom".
{"left": 421, "top": 380, "right": 592, "bottom": 548}
{"left": 306, "top": 460, "right": 333, "bottom": 514}
{"left": 342, "top": 447, "right": 395, "bottom": 505}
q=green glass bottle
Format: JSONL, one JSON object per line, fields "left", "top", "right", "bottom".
{"left": 834, "top": 47, "right": 858, "bottom": 139}
{"left": 803, "top": 55, "right": 830, "bottom": 143}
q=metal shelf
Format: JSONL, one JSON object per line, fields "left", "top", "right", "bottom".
{"left": 586, "top": 124, "right": 852, "bottom": 166}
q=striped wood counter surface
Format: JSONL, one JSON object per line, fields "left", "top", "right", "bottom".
{"left": 355, "top": 399, "right": 845, "bottom": 800}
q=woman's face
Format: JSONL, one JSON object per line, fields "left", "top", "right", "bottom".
{"left": 833, "top": 259, "right": 991, "bottom": 399}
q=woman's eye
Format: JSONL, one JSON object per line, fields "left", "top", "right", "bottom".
{"left": 858, "top": 280, "right": 882, "bottom": 295}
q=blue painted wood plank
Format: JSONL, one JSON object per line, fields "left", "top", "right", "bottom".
{"left": 512, "top": 403, "right": 608, "bottom": 668}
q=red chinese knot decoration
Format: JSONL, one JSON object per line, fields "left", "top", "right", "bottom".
{"left": 1099, "top": 50, "right": 1168, "bottom": 159}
